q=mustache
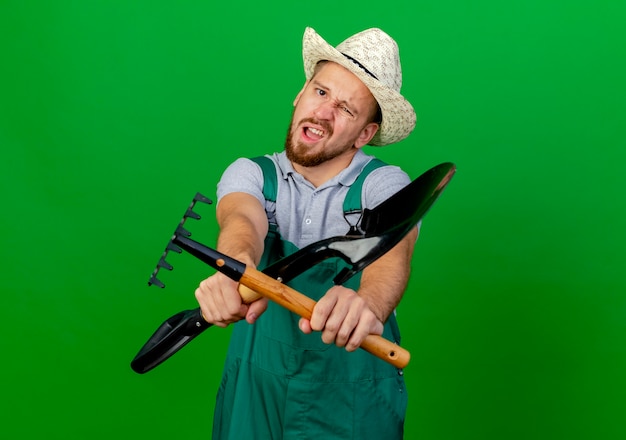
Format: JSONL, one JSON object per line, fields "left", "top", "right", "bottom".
{"left": 297, "top": 117, "right": 333, "bottom": 137}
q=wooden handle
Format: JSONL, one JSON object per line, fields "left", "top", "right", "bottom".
{"left": 238, "top": 267, "right": 411, "bottom": 369}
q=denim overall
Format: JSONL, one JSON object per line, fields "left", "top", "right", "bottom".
{"left": 212, "top": 157, "right": 407, "bottom": 439}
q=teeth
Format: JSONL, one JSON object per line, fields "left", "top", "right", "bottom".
{"left": 309, "top": 128, "right": 324, "bottom": 137}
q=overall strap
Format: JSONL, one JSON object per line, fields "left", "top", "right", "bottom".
{"left": 250, "top": 156, "right": 278, "bottom": 203}
{"left": 342, "top": 158, "right": 387, "bottom": 215}
{"left": 250, "top": 156, "right": 281, "bottom": 269}
{"left": 251, "top": 155, "right": 386, "bottom": 215}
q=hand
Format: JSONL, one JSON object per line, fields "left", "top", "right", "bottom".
{"left": 298, "top": 285, "right": 384, "bottom": 352}
{"left": 195, "top": 273, "right": 268, "bottom": 327}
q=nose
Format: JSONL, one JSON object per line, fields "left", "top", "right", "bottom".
{"left": 313, "top": 100, "right": 334, "bottom": 121}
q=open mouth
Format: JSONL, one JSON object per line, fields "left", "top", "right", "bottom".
{"left": 304, "top": 126, "right": 325, "bottom": 141}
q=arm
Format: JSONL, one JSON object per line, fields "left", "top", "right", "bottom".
{"left": 358, "top": 226, "right": 418, "bottom": 323}
{"left": 300, "top": 163, "right": 417, "bottom": 351}
{"left": 215, "top": 192, "right": 268, "bottom": 266}
{"left": 300, "top": 226, "right": 418, "bottom": 351}
{"left": 194, "top": 192, "right": 269, "bottom": 327}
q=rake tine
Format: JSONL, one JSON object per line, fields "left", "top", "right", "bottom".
{"left": 147, "top": 193, "right": 214, "bottom": 289}
{"left": 148, "top": 275, "right": 165, "bottom": 288}
{"left": 157, "top": 256, "right": 173, "bottom": 271}
{"left": 193, "top": 193, "right": 212, "bottom": 204}
{"left": 166, "top": 242, "right": 182, "bottom": 253}
{"left": 184, "top": 208, "right": 201, "bottom": 220}
{"left": 175, "top": 225, "right": 191, "bottom": 237}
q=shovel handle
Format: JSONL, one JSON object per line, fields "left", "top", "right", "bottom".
{"left": 229, "top": 263, "right": 410, "bottom": 369}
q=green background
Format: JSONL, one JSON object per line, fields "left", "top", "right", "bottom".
{"left": 1, "top": 1, "right": 625, "bottom": 438}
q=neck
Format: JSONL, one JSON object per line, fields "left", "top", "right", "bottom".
{"left": 292, "top": 150, "right": 358, "bottom": 187}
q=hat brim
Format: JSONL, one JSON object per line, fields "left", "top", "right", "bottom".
{"left": 302, "top": 28, "right": 416, "bottom": 146}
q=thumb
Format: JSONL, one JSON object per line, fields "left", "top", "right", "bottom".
{"left": 299, "top": 317, "right": 313, "bottom": 334}
{"left": 246, "top": 298, "right": 269, "bottom": 324}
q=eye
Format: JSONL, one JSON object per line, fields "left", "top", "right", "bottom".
{"left": 316, "top": 88, "right": 326, "bottom": 97}
{"left": 341, "top": 106, "right": 354, "bottom": 116}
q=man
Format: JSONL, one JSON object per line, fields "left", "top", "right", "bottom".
{"left": 196, "top": 27, "right": 418, "bottom": 439}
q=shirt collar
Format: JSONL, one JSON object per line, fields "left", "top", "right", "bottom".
{"left": 276, "top": 149, "right": 374, "bottom": 188}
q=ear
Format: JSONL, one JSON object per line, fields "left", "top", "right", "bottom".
{"left": 293, "top": 80, "right": 310, "bottom": 106}
{"left": 354, "top": 122, "right": 380, "bottom": 149}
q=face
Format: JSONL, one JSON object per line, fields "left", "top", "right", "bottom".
{"left": 285, "top": 62, "right": 380, "bottom": 168}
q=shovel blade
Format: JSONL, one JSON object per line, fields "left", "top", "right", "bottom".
{"left": 361, "top": 162, "right": 456, "bottom": 236}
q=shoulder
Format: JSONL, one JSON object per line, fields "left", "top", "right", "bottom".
{"left": 216, "top": 157, "right": 266, "bottom": 206}
{"left": 362, "top": 163, "right": 411, "bottom": 209}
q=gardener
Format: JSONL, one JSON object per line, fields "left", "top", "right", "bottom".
{"left": 195, "top": 26, "right": 418, "bottom": 439}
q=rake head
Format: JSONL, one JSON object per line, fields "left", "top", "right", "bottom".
{"left": 148, "top": 192, "right": 212, "bottom": 288}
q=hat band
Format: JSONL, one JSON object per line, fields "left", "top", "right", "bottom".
{"left": 341, "top": 53, "right": 378, "bottom": 80}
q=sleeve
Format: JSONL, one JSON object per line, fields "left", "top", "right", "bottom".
{"left": 216, "top": 158, "right": 265, "bottom": 207}
{"left": 362, "top": 165, "right": 412, "bottom": 210}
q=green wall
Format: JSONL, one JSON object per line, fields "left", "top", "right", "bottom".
{"left": 2, "top": 1, "right": 625, "bottom": 438}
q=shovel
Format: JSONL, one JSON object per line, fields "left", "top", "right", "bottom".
{"left": 131, "top": 162, "right": 456, "bottom": 373}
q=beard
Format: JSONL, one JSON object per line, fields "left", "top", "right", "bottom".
{"left": 285, "top": 115, "right": 353, "bottom": 168}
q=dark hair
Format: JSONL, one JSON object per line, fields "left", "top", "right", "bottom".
{"left": 372, "top": 105, "right": 382, "bottom": 124}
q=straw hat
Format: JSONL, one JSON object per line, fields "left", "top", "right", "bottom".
{"left": 302, "top": 27, "right": 416, "bottom": 146}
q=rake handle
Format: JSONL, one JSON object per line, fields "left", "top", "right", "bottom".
{"left": 228, "top": 262, "right": 410, "bottom": 369}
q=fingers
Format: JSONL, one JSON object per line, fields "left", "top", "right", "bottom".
{"left": 195, "top": 274, "right": 248, "bottom": 327}
{"left": 309, "top": 286, "right": 383, "bottom": 351}
{"left": 309, "top": 290, "right": 338, "bottom": 332}
{"left": 345, "top": 314, "right": 384, "bottom": 352}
